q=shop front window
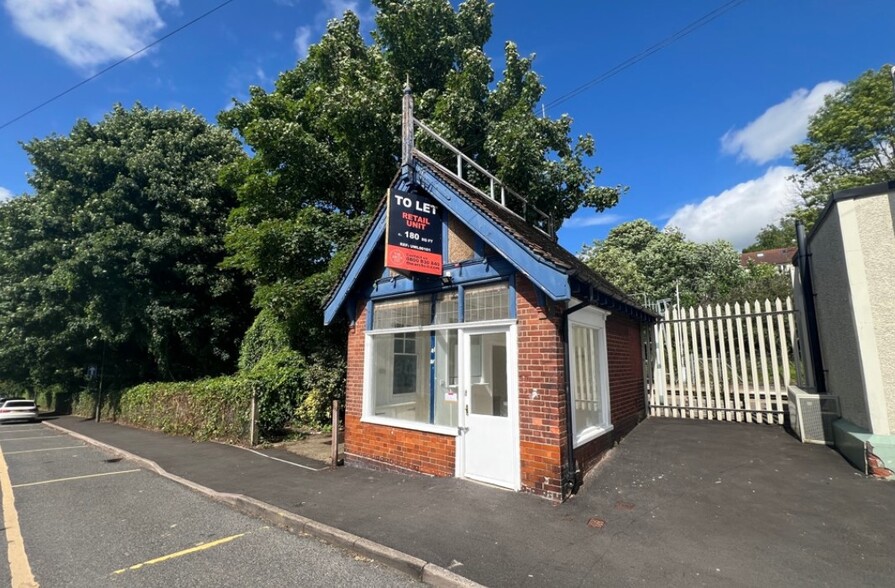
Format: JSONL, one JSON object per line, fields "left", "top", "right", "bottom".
{"left": 365, "top": 282, "right": 511, "bottom": 431}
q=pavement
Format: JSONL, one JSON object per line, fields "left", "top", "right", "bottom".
{"left": 42, "top": 415, "right": 895, "bottom": 587}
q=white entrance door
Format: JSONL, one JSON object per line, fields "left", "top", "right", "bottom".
{"left": 459, "top": 326, "right": 519, "bottom": 489}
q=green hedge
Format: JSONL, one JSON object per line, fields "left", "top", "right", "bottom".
{"left": 110, "top": 377, "right": 253, "bottom": 442}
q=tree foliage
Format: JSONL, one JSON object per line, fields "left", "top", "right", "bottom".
{"left": 0, "top": 104, "right": 251, "bottom": 395}
{"left": 218, "top": 0, "right": 625, "bottom": 360}
{"left": 580, "top": 220, "right": 787, "bottom": 307}
{"left": 791, "top": 65, "right": 895, "bottom": 227}
{"left": 743, "top": 217, "right": 796, "bottom": 252}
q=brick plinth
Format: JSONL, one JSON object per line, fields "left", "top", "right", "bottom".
{"left": 344, "top": 415, "right": 455, "bottom": 476}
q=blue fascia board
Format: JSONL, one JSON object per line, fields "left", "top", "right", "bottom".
{"left": 367, "top": 257, "right": 514, "bottom": 300}
{"left": 323, "top": 210, "right": 385, "bottom": 325}
{"left": 413, "top": 164, "right": 570, "bottom": 301}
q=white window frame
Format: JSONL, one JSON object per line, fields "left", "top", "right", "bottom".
{"left": 568, "top": 304, "right": 613, "bottom": 447}
{"left": 362, "top": 318, "right": 517, "bottom": 436}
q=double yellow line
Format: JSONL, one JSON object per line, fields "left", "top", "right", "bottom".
{"left": 0, "top": 445, "right": 39, "bottom": 587}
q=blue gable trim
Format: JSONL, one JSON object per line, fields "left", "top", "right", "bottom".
{"left": 412, "top": 163, "right": 570, "bottom": 301}
{"left": 324, "top": 164, "right": 573, "bottom": 324}
{"left": 323, "top": 209, "right": 385, "bottom": 325}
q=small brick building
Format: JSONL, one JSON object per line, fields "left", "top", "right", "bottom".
{"left": 324, "top": 92, "right": 656, "bottom": 501}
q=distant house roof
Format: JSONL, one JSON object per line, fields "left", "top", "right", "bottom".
{"left": 740, "top": 247, "right": 797, "bottom": 267}
{"left": 323, "top": 157, "right": 659, "bottom": 325}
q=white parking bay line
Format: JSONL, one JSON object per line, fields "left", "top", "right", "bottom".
{"left": 0, "top": 435, "right": 64, "bottom": 441}
{"left": 5, "top": 446, "right": 85, "bottom": 455}
{"left": 12, "top": 469, "right": 141, "bottom": 488}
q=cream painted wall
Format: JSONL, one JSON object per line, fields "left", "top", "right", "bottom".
{"left": 855, "top": 193, "right": 895, "bottom": 433}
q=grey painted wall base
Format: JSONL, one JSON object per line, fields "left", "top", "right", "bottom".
{"left": 833, "top": 419, "right": 895, "bottom": 479}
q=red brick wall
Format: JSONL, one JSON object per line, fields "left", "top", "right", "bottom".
{"left": 515, "top": 276, "right": 567, "bottom": 500}
{"left": 574, "top": 312, "right": 646, "bottom": 474}
{"left": 343, "top": 301, "right": 456, "bottom": 476}
{"left": 342, "top": 280, "right": 646, "bottom": 499}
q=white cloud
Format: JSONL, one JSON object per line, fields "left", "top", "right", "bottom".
{"left": 665, "top": 166, "right": 800, "bottom": 250}
{"left": 294, "top": 25, "right": 312, "bottom": 59}
{"left": 291, "top": 0, "right": 373, "bottom": 58}
{"left": 3, "top": 0, "right": 178, "bottom": 70}
{"left": 0, "top": 187, "right": 14, "bottom": 202}
{"left": 563, "top": 213, "right": 623, "bottom": 228}
{"left": 721, "top": 81, "right": 843, "bottom": 165}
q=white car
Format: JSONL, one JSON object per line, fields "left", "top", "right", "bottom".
{"left": 0, "top": 399, "right": 39, "bottom": 423}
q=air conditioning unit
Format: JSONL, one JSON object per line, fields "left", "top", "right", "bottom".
{"left": 788, "top": 386, "right": 840, "bottom": 445}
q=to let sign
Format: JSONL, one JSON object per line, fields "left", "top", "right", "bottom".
{"left": 386, "top": 189, "right": 442, "bottom": 275}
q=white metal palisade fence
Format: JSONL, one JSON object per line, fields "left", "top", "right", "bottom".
{"left": 644, "top": 298, "right": 803, "bottom": 425}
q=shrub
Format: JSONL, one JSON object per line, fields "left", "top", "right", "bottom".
{"left": 238, "top": 309, "right": 291, "bottom": 372}
{"left": 242, "top": 349, "right": 305, "bottom": 438}
{"left": 295, "top": 353, "right": 346, "bottom": 427}
{"left": 104, "top": 377, "right": 253, "bottom": 442}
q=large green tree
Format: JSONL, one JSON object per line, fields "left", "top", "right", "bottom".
{"left": 218, "top": 0, "right": 624, "bottom": 358}
{"left": 580, "top": 220, "right": 750, "bottom": 307}
{"left": 791, "top": 65, "right": 895, "bottom": 227}
{"left": 0, "top": 104, "right": 251, "bottom": 394}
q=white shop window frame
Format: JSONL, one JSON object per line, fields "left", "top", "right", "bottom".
{"left": 568, "top": 305, "right": 613, "bottom": 447}
{"left": 363, "top": 281, "right": 514, "bottom": 435}
{"left": 362, "top": 318, "right": 517, "bottom": 436}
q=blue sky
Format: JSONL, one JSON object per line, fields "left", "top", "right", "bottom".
{"left": 1, "top": 0, "right": 893, "bottom": 252}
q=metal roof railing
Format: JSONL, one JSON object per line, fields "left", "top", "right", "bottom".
{"left": 401, "top": 84, "right": 555, "bottom": 239}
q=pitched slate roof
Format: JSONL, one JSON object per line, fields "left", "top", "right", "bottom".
{"left": 414, "top": 157, "right": 657, "bottom": 318}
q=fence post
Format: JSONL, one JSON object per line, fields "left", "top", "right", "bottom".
{"left": 250, "top": 388, "right": 259, "bottom": 447}
{"left": 331, "top": 399, "right": 340, "bottom": 468}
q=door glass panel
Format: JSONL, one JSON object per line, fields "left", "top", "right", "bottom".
{"left": 468, "top": 332, "right": 508, "bottom": 417}
{"left": 434, "top": 330, "right": 459, "bottom": 427}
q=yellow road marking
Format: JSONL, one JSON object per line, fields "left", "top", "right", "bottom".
{"left": 0, "top": 446, "right": 39, "bottom": 587}
{"left": 5, "top": 446, "right": 85, "bottom": 455}
{"left": 12, "top": 469, "right": 141, "bottom": 488}
{"left": 112, "top": 533, "right": 246, "bottom": 575}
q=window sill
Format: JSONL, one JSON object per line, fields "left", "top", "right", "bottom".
{"left": 361, "top": 415, "right": 459, "bottom": 437}
{"left": 573, "top": 424, "right": 614, "bottom": 448}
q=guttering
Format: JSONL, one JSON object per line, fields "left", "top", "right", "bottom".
{"left": 795, "top": 221, "right": 826, "bottom": 393}
{"left": 560, "top": 296, "right": 591, "bottom": 498}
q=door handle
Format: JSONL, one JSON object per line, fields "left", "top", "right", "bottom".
{"left": 465, "top": 403, "right": 469, "bottom": 416}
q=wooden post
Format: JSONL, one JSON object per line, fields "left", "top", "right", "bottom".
{"left": 331, "top": 399, "right": 340, "bottom": 468}
{"left": 250, "top": 388, "right": 259, "bottom": 446}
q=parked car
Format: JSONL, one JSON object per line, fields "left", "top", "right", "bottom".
{"left": 0, "top": 399, "right": 39, "bottom": 423}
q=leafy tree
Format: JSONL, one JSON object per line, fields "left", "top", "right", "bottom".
{"left": 791, "top": 65, "right": 895, "bottom": 227}
{"left": 0, "top": 104, "right": 251, "bottom": 396}
{"left": 581, "top": 220, "right": 746, "bottom": 307}
{"left": 743, "top": 217, "right": 796, "bottom": 252}
{"left": 726, "top": 262, "right": 793, "bottom": 303}
{"left": 218, "top": 0, "right": 625, "bottom": 361}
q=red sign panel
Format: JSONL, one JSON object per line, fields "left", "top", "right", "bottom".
{"left": 386, "top": 189, "right": 443, "bottom": 276}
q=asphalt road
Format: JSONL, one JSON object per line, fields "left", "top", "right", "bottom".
{"left": 0, "top": 421, "right": 421, "bottom": 587}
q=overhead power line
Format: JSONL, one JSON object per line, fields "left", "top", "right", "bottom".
{"left": 544, "top": 0, "right": 749, "bottom": 111}
{"left": 0, "top": 0, "right": 240, "bottom": 132}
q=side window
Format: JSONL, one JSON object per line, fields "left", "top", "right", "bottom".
{"left": 392, "top": 332, "right": 417, "bottom": 395}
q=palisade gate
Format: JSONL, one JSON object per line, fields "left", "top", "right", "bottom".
{"left": 643, "top": 298, "right": 805, "bottom": 424}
